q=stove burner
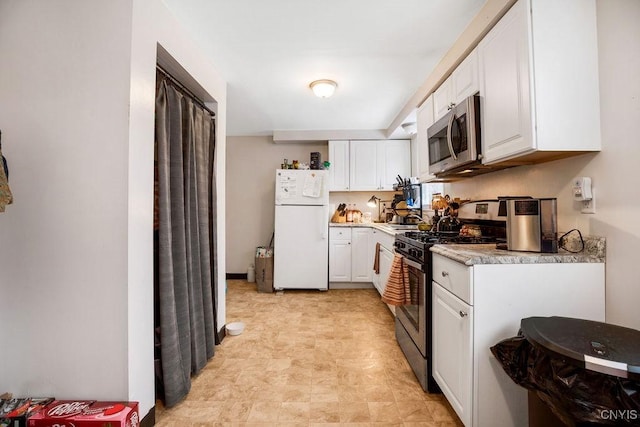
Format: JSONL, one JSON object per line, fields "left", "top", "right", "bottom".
{"left": 403, "top": 230, "right": 497, "bottom": 244}
{"left": 395, "top": 230, "right": 502, "bottom": 265}
{"left": 404, "top": 230, "right": 460, "bottom": 243}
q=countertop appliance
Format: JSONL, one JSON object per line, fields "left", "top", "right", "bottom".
{"left": 506, "top": 198, "right": 558, "bottom": 253}
{"left": 393, "top": 200, "right": 506, "bottom": 392}
{"left": 428, "top": 94, "right": 481, "bottom": 177}
{"left": 274, "top": 169, "right": 329, "bottom": 290}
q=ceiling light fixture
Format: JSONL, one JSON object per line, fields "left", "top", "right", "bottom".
{"left": 309, "top": 79, "right": 337, "bottom": 98}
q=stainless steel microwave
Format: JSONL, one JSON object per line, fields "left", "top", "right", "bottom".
{"left": 427, "top": 94, "right": 481, "bottom": 176}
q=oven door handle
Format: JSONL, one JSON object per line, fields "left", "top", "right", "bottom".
{"left": 400, "top": 255, "right": 424, "bottom": 272}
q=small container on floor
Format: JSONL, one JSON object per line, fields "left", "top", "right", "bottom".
{"left": 226, "top": 322, "right": 245, "bottom": 336}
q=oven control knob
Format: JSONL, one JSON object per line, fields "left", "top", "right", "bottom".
{"left": 415, "top": 249, "right": 423, "bottom": 259}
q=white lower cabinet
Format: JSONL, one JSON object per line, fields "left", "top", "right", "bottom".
{"left": 376, "top": 244, "right": 393, "bottom": 296}
{"left": 329, "top": 227, "right": 372, "bottom": 284}
{"left": 328, "top": 228, "right": 351, "bottom": 282}
{"left": 432, "top": 254, "right": 474, "bottom": 426}
{"left": 431, "top": 252, "right": 605, "bottom": 426}
{"left": 370, "top": 229, "right": 396, "bottom": 315}
{"left": 433, "top": 281, "right": 473, "bottom": 427}
{"left": 351, "top": 227, "right": 372, "bottom": 281}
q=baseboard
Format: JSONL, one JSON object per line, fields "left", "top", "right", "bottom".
{"left": 140, "top": 405, "right": 155, "bottom": 427}
{"left": 226, "top": 273, "right": 247, "bottom": 280}
{"left": 329, "top": 282, "right": 374, "bottom": 289}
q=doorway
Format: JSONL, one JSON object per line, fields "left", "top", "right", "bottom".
{"left": 153, "top": 64, "right": 219, "bottom": 408}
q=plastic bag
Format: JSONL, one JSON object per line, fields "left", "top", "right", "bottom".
{"left": 491, "top": 334, "right": 640, "bottom": 425}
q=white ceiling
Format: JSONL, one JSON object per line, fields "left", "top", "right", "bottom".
{"left": 161, "top": 0, "right": 486, "bottom": 137}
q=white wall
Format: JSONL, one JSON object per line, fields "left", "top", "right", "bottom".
{"left": 0, "top": 0, "right": 133, "bottom": 399}
{"left": 447, "top": 0, "right": 640, "bottom": 330}
{"left": 130, "top": 0, "right": 227, "bottom": 415}
{"left": 226, "top": 137, "right": 326, "bottom": 273}
{"left": 0, "top": 0, "right": 226, "bottom": 418}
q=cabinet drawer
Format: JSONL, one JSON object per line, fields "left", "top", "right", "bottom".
{"left": 330, "top": 227, "right": 352, "bottom": 241}
{"left": 432, "top": 254, "right": 473, "bottom": 305}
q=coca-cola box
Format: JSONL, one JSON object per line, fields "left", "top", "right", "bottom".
{"left": 27, "top": 400, "right": 139, "bottom": 427}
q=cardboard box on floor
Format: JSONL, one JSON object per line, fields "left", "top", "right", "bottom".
{"left": 255, "top": 256, "right": 273, "bottom": 293}
{"left": 255, "top": 246, "right": 273, "bottom": 293}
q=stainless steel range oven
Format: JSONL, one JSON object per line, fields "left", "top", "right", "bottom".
{"left": 392, "top": 200, "right": 507, "bottom": 393}
{"left": 394, "top": 232, "right": 439, "bottom": 392}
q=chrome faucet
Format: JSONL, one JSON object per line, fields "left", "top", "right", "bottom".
{"left": 406, "top": 213, "right": 425, "bottom": 222}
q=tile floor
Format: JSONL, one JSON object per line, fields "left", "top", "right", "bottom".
{"left": 155, "top": 280, "right": 463, "bottom": 426}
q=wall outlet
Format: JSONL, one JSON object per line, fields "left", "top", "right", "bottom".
{"left": 581, "top": 189, "right": 596, "bottom": 214}
{"left": 573, "top": 177, "right": 593, "bottom": 201}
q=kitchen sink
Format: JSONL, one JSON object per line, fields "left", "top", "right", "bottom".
{"left": 382, "top": 224, "right": 418, "bottom": 230}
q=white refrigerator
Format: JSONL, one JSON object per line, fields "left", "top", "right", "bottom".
{"left": 274, "top": 169, "right": 329, "bottom": 290}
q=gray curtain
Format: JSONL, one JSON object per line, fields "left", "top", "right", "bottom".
{"left": 155, "top": 76, "right": 217, "bottom": 407}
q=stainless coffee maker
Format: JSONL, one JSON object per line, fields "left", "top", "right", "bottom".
{"left": 506, "top": 198, "right": 558, "bottom": 253}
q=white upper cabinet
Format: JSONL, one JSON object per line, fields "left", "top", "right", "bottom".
{"left": 329, "top": 139, "right": 410, "bottom": 192}
{"left": 349, "top": 140, "right": 380, "bottom": 191}
{"left": 328, "top": 140, "right": 350, "bottom": 191}
{"left": 478, "top": 0, "right": 601, "bottom": 165}
{"left": 433, "top": 48, "right": 479, "bottom": 121}
{"left": 377, "top": 139, "right": 411, "bottom": 190}
{"left": 415, "top": 96, "right": 435, "bottom": 182}
{"left": 452, "top": 48, "right": 479, "bottom": 103}
{"left": 433, "top": 78, "right": 453, "bottom": 122}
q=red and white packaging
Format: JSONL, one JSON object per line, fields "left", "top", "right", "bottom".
{"left": 27, "top": 400, "right": 139, "bottom": 427}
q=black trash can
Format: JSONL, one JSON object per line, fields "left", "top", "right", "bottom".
{"left": 491, "top": 316, "right": 640, "bottom": 426}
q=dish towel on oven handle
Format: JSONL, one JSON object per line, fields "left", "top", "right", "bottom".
{"left": 382, "top": 254, "right": 411, "bottom": 305}
{"left": 372, "top": 242, "right": 380, "bottom": 274}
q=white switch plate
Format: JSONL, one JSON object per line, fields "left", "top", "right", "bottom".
{"left": 581, "top": 189, "right": 596, "bottom": 214}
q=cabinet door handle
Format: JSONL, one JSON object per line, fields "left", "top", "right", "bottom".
{"left": 459, "top": 311, "right": 468, "bottom": 318}
{"left": 441, "top": 271, "right": 449, "bottom": 277}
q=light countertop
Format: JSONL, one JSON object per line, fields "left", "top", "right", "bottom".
{"left": 329, "top": 222, "right": 417, "bottom": 236}
{"left": 329, "top": 223, "right": 606, "bottom": 265}
{"left": 431, "top": 235, "right": 606, "bottom": 265}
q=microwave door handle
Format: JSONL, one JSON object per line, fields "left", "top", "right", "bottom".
{"left": 446, "top": 111, "right": 458, "bottom": 160}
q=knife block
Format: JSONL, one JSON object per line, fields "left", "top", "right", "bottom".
{"left": 331, "top": 210, "right": 346, "bottom": 223}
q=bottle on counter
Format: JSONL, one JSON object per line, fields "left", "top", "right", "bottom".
{"left": 346, "top": 204, "right": 354, "bottom": 222}
{"left": 352, "top": 204, "right": 362, "bottom": 223}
